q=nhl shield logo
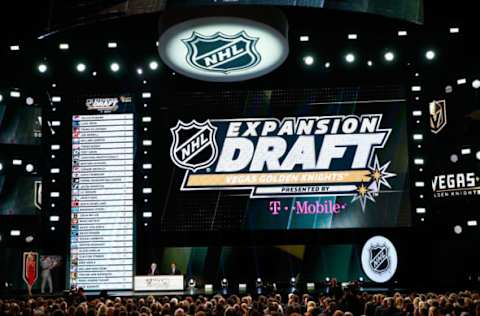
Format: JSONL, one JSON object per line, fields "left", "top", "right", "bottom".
{"left": 369, "top": 244, "right": 390, "bottom": 274}
{"left": 429, "top": 100, "right": 447, "bottom": 134}
{"left": 182, "top": 31, "right": 261, "bottom": 74}
{"left": 170, "top": 120, "right": 218, "bottom": 171}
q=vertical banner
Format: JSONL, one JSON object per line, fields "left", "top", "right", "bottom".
{"left": 23, "top": 252, "right": 39, "bottom": 295}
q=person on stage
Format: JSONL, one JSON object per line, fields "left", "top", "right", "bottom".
{"left": 40, "top": 255, "right": 59, "bottom": 294}
{"left": 169, "top": 262, "right": 181, "bottom": 275}
{"left": 148, "top": 262, "right": 160, "bottom": 275}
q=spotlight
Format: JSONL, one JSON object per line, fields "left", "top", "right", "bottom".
{"left": 450, "top": 154, "right": 459, "bottom": 163}
{"left": 299, "top": 36, "right": 309, "bottom": 42}
{"left": 467, "top": 220, "right": 478, "bottom": 227}
{"left": 256, "top": 277, "right": 263, "bottom": 287}
{"left": 76, "top": 63, "right": 86, "bottom": 72}
{"left": 110, "top": 62, "right": 120, "bottom": 72}
{"left": 359, "top": 277, "right": 364, "bottom": 282}
{"left": 25, "top": 236, "right": 34, "bottom": 243}
{"left": 425, "top": 50, "right": 436, "bottom": 60}
{"left": 476, "top": 151, "right": 480, "bottom": 160}
{"left": 26, "top": 97, "right": 34, "bottom": 105}
{"left": 303, "top": 56, "right": 314, "bottom": 66}
{"left": 50, "top": 226, "right": 55, "bottom": 231}
{"left": 38, "top": 63, "right": 48, "bottom": 73}
{"left": 472, "top": 79, "right": 480, "bottom": 89}
{"left": 367, "top": 60, "right": 373, "bottom": 67}
{"left": 345, "top": 53, "right": 355, "bottom": 63}
{"left": 290, "top": 277, "right": 297, "bottom": 286}
{"left": 137, "top": 68, "right": 143, "bottom": 75}
{"left": 187, "top": 278, "right": 196, "bottom": 289}
{"left": 325, "top": 277, "right": 330, "bottom": 282}
{"left": 59, "top": 43, "right": 69, "bottom": 50}
{"left": 453, "top": 225, "right": 462, "bottom": 234}
{"left": 10, "top": 230, "right": 21, "bottom": 236}
{"left": 149, "top": 61, "right": 159, "bottom": 70}
{"left": 324, "top": 62, "right": 331, "bottom": 68}
{"left": 0, "top": 94, "right": 3, "bottom": 102}
{"left": 221, "top": 278, "right": 228, "bottom": 288}
{"left": 25, "top": 164, "right": 34, "bottom": 172}
{"left": 384, "top": 52, "right": 395, "bottom": 62}
{"left": 0, "top": 162, "right": 3, "bottom": 171}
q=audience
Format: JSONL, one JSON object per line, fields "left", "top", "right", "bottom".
{"left": 0, "top": 287, "right": 478, "bottom": 316}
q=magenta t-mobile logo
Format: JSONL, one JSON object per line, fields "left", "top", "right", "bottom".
{"left": 269, "top": 200, "right": 346, "bottom": 215}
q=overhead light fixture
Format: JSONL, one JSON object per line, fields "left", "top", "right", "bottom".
{"left": 76, "top": 63, "right": 86, "bottom": 72}
{"left": 449, "top": 27, "right": 459, "bottom": 33}
{"left": 345, "top": 53, "right": 355, "bottom": 63}
{"left": 10, "top": 230, "right": 21, "bottom": 236}
{"left": 416, "top": 208, "right": 426, "bottom": 214}
{"left": 149, "top": 61, "right": 159, "bottom": 70}
{"left": 467, "top": 220, "right": 478, "bottom": 227}
{"left": 38, "top": 63, "right": 48, "bottom": 73}
{"left": 110, "top": 62, "right": 120, "bottom": 72}
{"left": 397, "top": 30, "right": 407, "bottom": 36}
{"left": 10, "top": 45, "right": 20, "bottom": 51}
{"left": 107, "top": 42, "right": 117, "bottom": 48}
{"left": 59, "top": 43, "right": 69, "bottom": 50}
{"left": 453, "top": 225, "right": 462, "bottom": 234}
{"left": 303, "top": 56, "right": 314, "bottom": 66}
{"left": 367, "top": 60, "right": 373, "bottom": 67}
{"left": 472, "top": 79, "right": 480, "bottom": 89}
{"left": 425, "top": 50, "right": 436, "bottom": 60}
{"left": 299, "top": 36, "right": 309, "bottom": 42}
{"left": 348, "top": 34, "right": 357, "bottom": 39}
{"left": 384, "top": 51, "right": 395, "bottom": 62}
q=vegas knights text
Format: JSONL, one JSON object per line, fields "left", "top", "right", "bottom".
{"left": 213, "top": 115, "right": 391, "bottom": 172}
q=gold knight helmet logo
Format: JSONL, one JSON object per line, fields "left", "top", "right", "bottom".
{"left": 429, "top": 100, "right": 447, "bottom": 133}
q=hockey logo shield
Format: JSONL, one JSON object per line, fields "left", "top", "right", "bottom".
{"left": 170, "top": 120, "right": 218, "bottom": 172}
{"left": 182, "top": 31, "right": 261, "bottom": 74}
{"left": 369, "top": 245, "right": 390, "bottom": 273}
{"left": 429, "top": 100, "right": 447, "bottom": 134}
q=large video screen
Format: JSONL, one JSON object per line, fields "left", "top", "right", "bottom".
{"left": 167, "top": 0, "right": 424, "bottom": 24}
{"left": 0, "top": 98, "right": 42, "bottom": 216}
{"left": 153, "top": 86, "right": 411, "bottom": 231}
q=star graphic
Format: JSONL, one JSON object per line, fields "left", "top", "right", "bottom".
{"left": 351, "top": 182, "right": 376, "bottom": 211}
{"left": 369, "top": 156, "right": 397, "bottom": 190}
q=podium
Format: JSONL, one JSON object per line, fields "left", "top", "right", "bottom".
{"left": 134, "top": 275, "right": 184, "bottom": 291}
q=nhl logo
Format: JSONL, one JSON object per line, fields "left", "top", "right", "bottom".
{"left": 429, "top": 100, "right": 447, "bottom": 134}
{"left": 369, "top": 244, "right": 390, "bottom": 273}
{"left": 182, "top": 31, "right": 261, "bottom": 74}
{"left": 361, "top": 235, "right": 398, "bottom": 283}
{"left": 170, "top": 120, "right": 218, "bottom": 171}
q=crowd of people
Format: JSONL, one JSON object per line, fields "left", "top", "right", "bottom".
{"left": 1, "top": 287, "right": 479, "bottom": 316}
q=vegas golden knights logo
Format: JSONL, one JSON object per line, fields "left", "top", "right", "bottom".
{"left": 429, "top": 100, "right": 447, "bottom": 134}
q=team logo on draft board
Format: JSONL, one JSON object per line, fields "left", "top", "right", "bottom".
{"left": 170, "top": 120, "right": 218, "bottom": 171}
{"left": 182, "top": 31, "right": 261, "bottom": 73}
{"left": 429, "top": 100, "right": 447, "bottom": 133}
{"left": 170, "top": 116, "right": 398, "bottom": 210}
{"left": 361, "top": 236, "right": 398, "bottom": 283}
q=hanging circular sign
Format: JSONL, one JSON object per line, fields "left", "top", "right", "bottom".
{"left": 361, "top": 235, "right": 398, "bottom": 283}
{"left": 158, "top": 10, "right": 289, "bottom": 82}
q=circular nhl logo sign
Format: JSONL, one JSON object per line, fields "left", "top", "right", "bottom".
{"left": 158, "top": 16, "right": 289, "bottom": 82}
{"left": 361, "top": 235, "right": 398, "bottom": 283}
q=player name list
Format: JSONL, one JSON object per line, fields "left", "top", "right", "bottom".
{"left": 70, "top": 113, "right": 134, "bottom": 290}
